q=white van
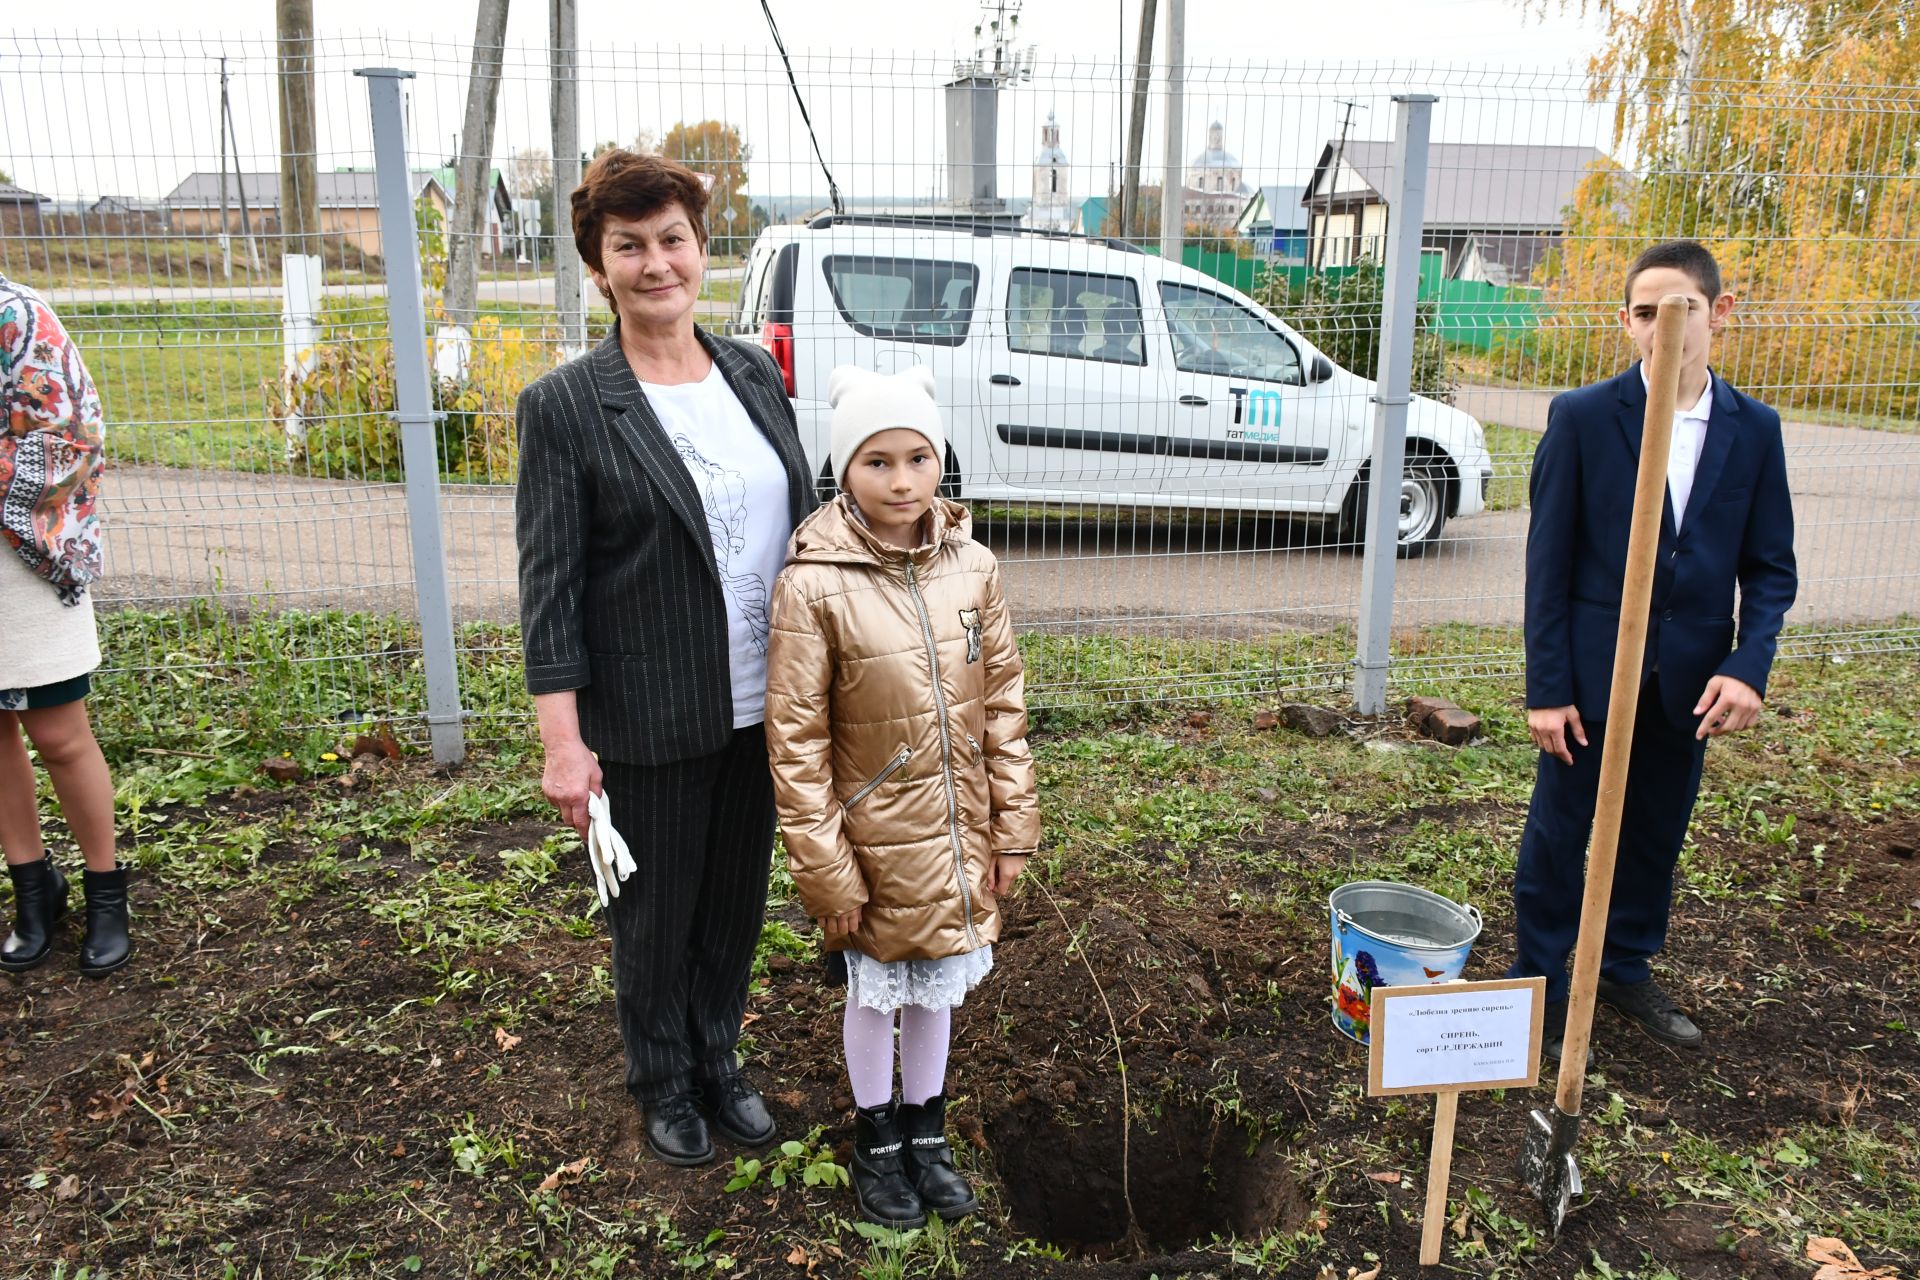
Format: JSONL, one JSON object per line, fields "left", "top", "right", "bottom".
{"left": 732, "top": 217, "right": 1490, "bottom": 551}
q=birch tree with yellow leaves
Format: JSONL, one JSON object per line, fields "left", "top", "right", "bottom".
{"left": 1529, "top": 1, "right": 1920, "bottom": 418}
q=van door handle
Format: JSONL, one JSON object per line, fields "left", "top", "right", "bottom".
{"left": 1178, "top": 394, "right": 1208, "bottom": 407}
{"left": 989, "top": 373, "right": 1022, "bottom": 386}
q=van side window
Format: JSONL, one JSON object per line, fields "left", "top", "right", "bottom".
{"left": 1007, "top": 269, "right": 1146, "bottom": 366}
{"left": 822, "top": 256, "right": 977, "bottom": 346}
{"left": 1159, "top": 283, "right": 1303, "bottom": 385}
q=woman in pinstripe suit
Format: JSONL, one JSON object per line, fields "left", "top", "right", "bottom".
{"left": 514, "top": 150, "right": 816, "bottom": 1168}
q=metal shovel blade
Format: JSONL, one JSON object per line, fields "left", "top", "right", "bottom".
{"left": 1518, "top": 1106, "right": 1583, "bottom": 1235}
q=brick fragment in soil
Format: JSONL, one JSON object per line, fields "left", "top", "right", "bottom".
{"left": 1423, "top": 705, "right": 1483, "bottom": 745}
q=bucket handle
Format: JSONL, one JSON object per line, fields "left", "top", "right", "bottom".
{"left": 1334, "top": 903, "right": 1483, "bottom": 941}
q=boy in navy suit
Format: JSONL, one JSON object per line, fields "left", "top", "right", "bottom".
{"left": 1512, "top": 241, "right": 1797, "bottom": 1056}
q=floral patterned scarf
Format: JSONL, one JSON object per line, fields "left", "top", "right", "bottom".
{"left": 0, "top": 275, "right": 104, "bottom": 606}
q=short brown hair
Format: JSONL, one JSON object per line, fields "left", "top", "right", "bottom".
{"left": 570, "top": 149, "right": 710, "bottom": 274}
{"left": 1623, "top": 240, "right": 1722, "bottom": 308}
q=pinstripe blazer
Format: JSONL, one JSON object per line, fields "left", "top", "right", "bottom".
{"left": 516, "top": 324, "right": 817, "bottom": 766}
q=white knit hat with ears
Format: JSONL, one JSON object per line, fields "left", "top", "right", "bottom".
{"left": 828, "top": 364, "right": 947, "bottom": 486}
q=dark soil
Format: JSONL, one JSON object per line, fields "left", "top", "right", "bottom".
{"left": 3, "top": 775, "right": 1916, "bottom": 1279}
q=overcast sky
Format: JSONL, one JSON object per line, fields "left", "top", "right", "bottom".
{"left": 12, "top": 1, "right": 1609, "bottom": 206}
{"left": 52, "top": 0, "right": 1595, "bottom": 65}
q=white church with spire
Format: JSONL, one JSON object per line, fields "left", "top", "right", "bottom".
{"left": 1024, "top": 110, "right": 1073, "bottom": 231}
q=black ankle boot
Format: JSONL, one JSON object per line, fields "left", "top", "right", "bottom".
{"left": 896, "top": 1094, "right": 979, "bottom": 1220}
{"left": 852, "top": 1102, "right": 926, "bottom": 1229}
{"left": 78, "top": 866, "right": 131, "bottom": 978}
{"left": 2, "top": 856, "right": 69, "bottom": 972}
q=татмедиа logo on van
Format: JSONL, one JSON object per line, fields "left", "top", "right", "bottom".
{"left": 1228, "top": 386, "right": 1283, "bottom": 441}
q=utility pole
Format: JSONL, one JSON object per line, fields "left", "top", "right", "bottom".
{"left": 1314, "top": 98, "right": 1364, "bottom": 271}
{"left": 550, "top": 0, "right": 586, "bottom": 356}
{"left": 277, "top": 0, "right": 323, "bottom": 452}
{"left": 221, "top": 57, "right": 265, "bottom": 274}
{"left": 218, "top": 55, "right": 232, "bottom": 281}
{"left": 1157, "top": 0, "right": 1184, "bottom": 262}
{"left": 444, "top": 0, "right": 512, "bottom": 363}
{"left": 277, "top": 0, "right": 320, "bottom": 259}
{"left": 1120, "top": 0, "right": 1156, "bottom": 242}
{"left": 947, "top": 0, "right": 1029, "bottom": 214}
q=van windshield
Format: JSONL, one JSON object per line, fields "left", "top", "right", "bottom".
{"left": 822, "top": 256, "right": 977, "bottom": 347}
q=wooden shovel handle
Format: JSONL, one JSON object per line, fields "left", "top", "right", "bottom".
{"left": 1554, "top": 295, "right": 1690, "bottom": 1114}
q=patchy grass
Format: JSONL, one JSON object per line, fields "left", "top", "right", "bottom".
{"left": 1480, "top": 421, "right": 1539, "bottom": 512}
{"left": 70, "top": 301, "right": 286, "bottom": 471}
{"left": 65, "top": 294, "right": 725, "bottom": 479}
{"left": 5, "top": 613, "right": 1915, "bottom": 1277}
{"left": 64, "top": 301, "right": 608, "bottom": 474}
{"left": 6, "top": 233, "right": 382, "bottom": 289}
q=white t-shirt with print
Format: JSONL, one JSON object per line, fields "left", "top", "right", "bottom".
{"left": 639, "top": 363, "right": 792, "bottom": 728}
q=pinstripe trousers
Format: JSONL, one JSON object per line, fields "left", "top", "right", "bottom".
{"left": 600, "top": 726, "right": 776, "bottom": 1104}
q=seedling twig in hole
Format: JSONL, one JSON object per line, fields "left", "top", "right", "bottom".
{"left": 1033, "top": 875, "right": 1145, "bottom": 1254}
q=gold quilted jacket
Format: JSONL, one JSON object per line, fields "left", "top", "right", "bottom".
{"left": 765, "top": 495, "right": 1040, "bottom": 963}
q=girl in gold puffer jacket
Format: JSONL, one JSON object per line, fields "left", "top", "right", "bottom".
{"left": 765, "top": 366, "right": 1039, "bottom": 1229}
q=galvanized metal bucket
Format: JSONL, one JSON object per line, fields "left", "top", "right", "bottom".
{"left": 1328, "top": 880, "right": 1483, "bottom": 1044}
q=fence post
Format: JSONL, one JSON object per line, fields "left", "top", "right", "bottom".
{"left": 1158, "top": 0, "right": 1185, "bottom": 262}
{"left": 1353, "top": 93, "right": 1435, "bottom": 717}
{"left": 355, "top": 67, "right": 468, "bottom": 766}
{"left": 550, "top": 0, "right": 588, "bottom": 358}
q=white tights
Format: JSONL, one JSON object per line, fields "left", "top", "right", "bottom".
{"left": 843, "top": 1000, "right": 952, "bottom": 1110}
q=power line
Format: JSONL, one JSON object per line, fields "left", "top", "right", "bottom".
{"left": 758, "top": 0, "right": 842, "bottom": 215}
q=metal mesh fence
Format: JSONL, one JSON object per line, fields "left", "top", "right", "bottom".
{"left": 2, "top": 31, "right": 1913, "bottom": 741}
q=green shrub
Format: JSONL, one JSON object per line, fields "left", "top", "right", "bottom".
{"left": 1255, "top": 260, "right": 1456, "bottom": 403}
{"left": 270, "top": 309, "right": 548, "bottom": 483}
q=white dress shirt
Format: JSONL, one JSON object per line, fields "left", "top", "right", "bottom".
{"left": 1641, "top": 365, "right": 1714, "bottom": 532}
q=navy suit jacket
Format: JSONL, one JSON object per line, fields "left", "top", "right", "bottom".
{"left": 1523, "top": 365, "right": 1797, "bottom": 733}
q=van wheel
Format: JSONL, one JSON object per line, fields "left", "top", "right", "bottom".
{"left": 815, "top": 449, "right": 962, "bottom": 504}
{"left": 1338, "top": 459, "right": 1451, "bottom": 556}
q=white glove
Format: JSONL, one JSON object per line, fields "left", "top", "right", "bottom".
{"left": 585, "top": 790, "right": 636, "bottom": 907}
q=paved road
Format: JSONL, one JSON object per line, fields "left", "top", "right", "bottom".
{"left": 94, "top": 385, "right": 1919, "bottom": 636}
{"left": 43, "top": 267, "right": 747, "bottom": 310}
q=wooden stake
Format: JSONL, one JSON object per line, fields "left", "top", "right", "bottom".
{"left": 1553, "top": 294, "right": 1692, "bottom": 1117}
{"left": 1420, "top": 1089, "right": 1462, "bottom": 1265}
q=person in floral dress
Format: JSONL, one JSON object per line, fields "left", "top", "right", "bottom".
{"left": 0, "top": 273, "right": 128, "bottom": 977}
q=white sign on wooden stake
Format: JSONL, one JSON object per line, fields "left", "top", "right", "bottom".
{"left": 1367, "top": 976, "right": 1547, "bottom": 1265}
{"left": 1370, "top": 978, "right": 1543, "bottom": 1095}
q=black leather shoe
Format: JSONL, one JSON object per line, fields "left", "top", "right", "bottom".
{"left": 77, "top": 866, "right": 131, "bottom": 978}
{"left": 645, "top": 1094, "right": 714, "bottom": 1166}
{"left": 1541, "top": 1000, "right": 1594, "bottom": 1070}
{"left": 852, "top": 1101, "right": 926, "bottom": 1228}
{"left": 896, "top": 1094, "right": 978, "bottom": 1220}
{"left": 1597, "top": 976, "right": 1702, "bottom": 1048}
{"left": 2, "top": 856, "right": 69, "bottom": 972}
{"left": 696, "top": 1069, "right": 775, "bottom": 1146}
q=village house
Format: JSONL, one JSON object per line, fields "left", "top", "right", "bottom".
{"left": 1301, "top": 140, "right": 1612, "bottom": 283}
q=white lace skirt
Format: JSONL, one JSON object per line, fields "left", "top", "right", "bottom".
{"left": 844, "top": 945, "right": 995, "bottom": 1014}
